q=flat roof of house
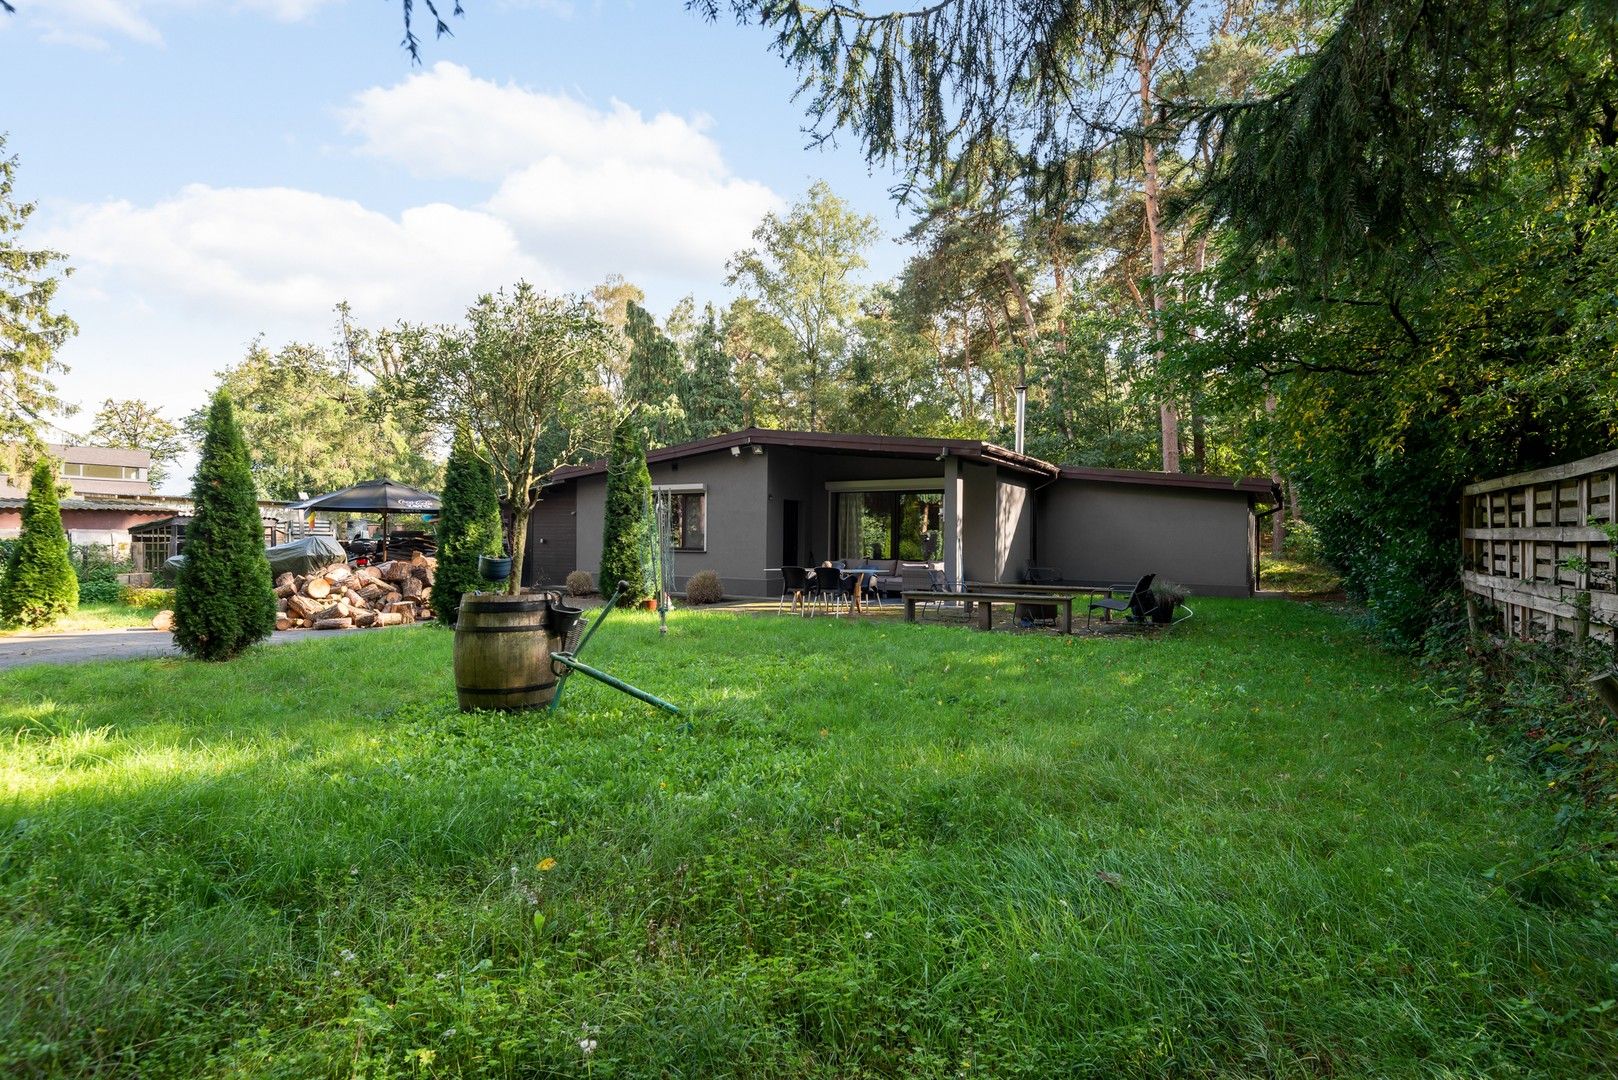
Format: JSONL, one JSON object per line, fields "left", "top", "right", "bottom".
{"left": 46, "top": 442, "right": 152, "bottom": 467}
{"left": 548, "top": 427, "right": 1277, "bottom": 497}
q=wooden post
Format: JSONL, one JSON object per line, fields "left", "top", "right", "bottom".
{"left": 1465, "top": 593, "right": 1480, "bottom": 635}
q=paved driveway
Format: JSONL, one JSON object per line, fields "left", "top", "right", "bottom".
{"left": 0, "top": 628, "right": 307, "bottom": 672}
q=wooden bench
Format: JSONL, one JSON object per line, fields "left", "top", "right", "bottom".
{"left": 903, "top": 590, "right": 1077, "bottom": 634}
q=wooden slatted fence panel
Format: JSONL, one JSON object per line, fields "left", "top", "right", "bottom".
{"left": 1461, "top": 450, "right": 1617, "bottom": 644}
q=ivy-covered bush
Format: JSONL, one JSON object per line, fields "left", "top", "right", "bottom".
{"left": 432, "top": 425, "right": 504, "bottom": 625}
{"left": 0, "top": 459, "right": 78, "bottom": 628}
{"left": 173, "top": 392, "right": 277, "bottom": 660}
{"left": 599, "top": 424, "right": 651, "bottom": 606}
{"left": 685, "top": 569, "right": 724, "bottom": 605}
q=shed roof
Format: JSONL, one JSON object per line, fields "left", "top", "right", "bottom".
{"left": 0, "top": 497, "right": 176, "bottom": 513}
{"left": 547, "top": 427, "right": 1275, "bottom": 498}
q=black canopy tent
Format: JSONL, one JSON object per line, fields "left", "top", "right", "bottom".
{"left": 290, "top": 479, "right": 441, "bottom": 561}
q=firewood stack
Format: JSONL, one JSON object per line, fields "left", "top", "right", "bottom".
{"left": 273, "top": 551, "right": 436, "bottom": 631}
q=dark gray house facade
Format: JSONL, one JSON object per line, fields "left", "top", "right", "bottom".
{"left": 524, "top": 428, "right": 1276, "bottom": 599}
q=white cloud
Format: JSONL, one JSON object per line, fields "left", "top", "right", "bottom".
{"left": 43, "top": 184, "right": 553, "bottom": 325}
{"left": 342, "top": 62, "right": 729, "bottom": 183}
{"left": 16, "top": 0, "right": 340, "bottom": 50}
{"left": 342, "top": 62, "right": 781, "bottom": 280}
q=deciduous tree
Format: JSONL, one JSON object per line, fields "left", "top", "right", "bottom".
{"left": 87, "top": 398, "right": 185, "bottom": 488}
{"left": 394, "top": 282, "right": 620, "bottom": 594}
{"left": 727, "top": 182, "right": 877, "bottom": 431}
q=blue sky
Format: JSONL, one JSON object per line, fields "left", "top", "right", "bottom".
{"left": 0, "top": 1, "right": 911, "bottom": 488}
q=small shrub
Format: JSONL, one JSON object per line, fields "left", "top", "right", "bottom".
{"left": 686, "top": 569, "right": 724, "bottom": 605}
{"left": 1150, "top": 578, "right": 1190, "bottom": 607}
{"left": 119, "top": 586, "right": 175, "bottom": 610}
{"left": 1282, "top": 518, "right": 1324, "bottom": 563}
{"left": 565, "top": 569, "right": 596, "bottom": 596}
{"left": 73, "top": 544, "right": 129, "bottom": 604}
{"left": 0, "top": 459, "right": 78, "bottom": 627}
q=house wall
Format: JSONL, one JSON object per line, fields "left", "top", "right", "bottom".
{"left": 961, "top": 462, "right": 997, "bottom": 581}
{"left": 565, "top": 451, "right": 772, "bottom": 597}
{"left": 523, "top": 483, "right": 577, "bottom": 588}
{"left": 994, "top": 473, "right": 1035, "bottom": 582}
{"left": 0, "top": 508, "right": 170, "bottom": 549}
{"left": 1035, "top": 481, "right": 1255, "bottom": 597}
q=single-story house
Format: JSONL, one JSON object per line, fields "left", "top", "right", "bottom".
{"left": 523, "top": 428, "right": 1278, "bottom": 599}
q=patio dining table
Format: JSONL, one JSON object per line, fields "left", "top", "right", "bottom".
{"left": 763, "top": 567, "right": 883, "bottom": 614}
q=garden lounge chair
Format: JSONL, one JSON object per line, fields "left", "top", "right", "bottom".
{"left": 1086, "top": 573, "right": 1157, "bottom": 627}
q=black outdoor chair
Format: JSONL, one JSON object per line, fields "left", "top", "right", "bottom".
{"left": 811, "top": 566, "right": 846, "bottom": 614}
{"left": 779, "top": 566, "right": 811, "bottom": 612}
{"left": 1086, "top": 573, "right": 1157, "bottom": 627}
{"left": 917, "top": 567, "right": 965, "bottom": 616}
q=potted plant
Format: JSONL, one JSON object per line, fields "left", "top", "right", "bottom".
{"left": 1149, "top": 579, "right": 1189, "bottom": 624}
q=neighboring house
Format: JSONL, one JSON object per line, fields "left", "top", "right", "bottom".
{"left": 0, "top": 443, "right": 155, "bottom": 499}
{"left": 523, "top": 428, "right": 1277, "bottom": 599}
{"left": 0, "top": 444, "right": 168, "bottom": 551}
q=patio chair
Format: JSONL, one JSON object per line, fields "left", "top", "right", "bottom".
{"left": 918, "top": 567, "right": 965, "bottom": 616}
{"left": 1086, "top": 573, "right": 1157, "bottom": 627}
{"left": 811, "top": 565, "right": 846, "bottom": 614}
{"left": 778, "top": 566, "right": 811, "bottom": 613}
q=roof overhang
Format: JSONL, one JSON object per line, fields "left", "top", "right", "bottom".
{"left": 547, "top": 427, "right": 1062, "bottom": 483}
{"left": 1058, "top": 465, "right": 1278, "bottom": 499}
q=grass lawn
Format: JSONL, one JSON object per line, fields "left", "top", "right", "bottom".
{"left": 1, "top": 601, "right": 1613, "bottom": 1077}
{"left": 0, "top": 601, "right": 160, "bottom": 636}
{"left": 1259, "top": 552, "right": 1343, "bottom": 596}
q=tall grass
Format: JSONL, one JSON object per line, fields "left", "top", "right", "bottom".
{"left": 1, "top": 601, "right": 1613, "bottom": 1077}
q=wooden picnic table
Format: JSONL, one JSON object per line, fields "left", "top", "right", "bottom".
{"left": 903, "top": 589, "right": 1077, "bottom": 634}
{"left": 960, "top": 581, "right": 1099, "bottom": 595}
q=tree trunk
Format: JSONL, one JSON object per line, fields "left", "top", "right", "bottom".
{"left": 507, "top": 491, "right": 532, "bottom": 595}
{"left": 1266, "top": 391, "right": 1285, "bottom": 556}
{"left": 1138, "top": 29, "right": 1180, "bottom": 473}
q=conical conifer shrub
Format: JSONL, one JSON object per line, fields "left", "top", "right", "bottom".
{"left": 0, "top": 458, "right": 78, "bottom": 628}
{"left": 174, "top": 392, "right": 276, "bottom": 660}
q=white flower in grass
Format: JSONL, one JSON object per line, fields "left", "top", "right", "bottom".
{"left": 579, "top": 1038, "right": 598, "bottom": 1055}
{"left": 339, "top": 948, "right": 357, "bottom": 964}
{"left": 443, "top": 1028, "right": 457, "bottom": 1038}
{"left": 864, "top": 931, "right": 873, "bottom": 940}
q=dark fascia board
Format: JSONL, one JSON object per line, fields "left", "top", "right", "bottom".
{"left": 1058, "top": 465, "right": 1277, "bottom": 498}
{"left": 542, "top": 426, "right": 1276, "bottom": 499}
{"left": 546, "top": 427, "right": 1062, "bottom": 483}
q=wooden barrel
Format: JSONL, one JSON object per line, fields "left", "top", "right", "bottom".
{"left": 454, "top": 594, "right": 562, "bottom": 711}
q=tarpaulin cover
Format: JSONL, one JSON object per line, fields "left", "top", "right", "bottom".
{"left": 265, "top": 535, "right": 346, "bottom": 576}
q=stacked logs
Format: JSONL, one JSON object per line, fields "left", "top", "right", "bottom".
{"left": 274, "top": 552, "right": 436, "bottom": 631}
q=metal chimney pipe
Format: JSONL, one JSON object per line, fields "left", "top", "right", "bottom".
{"left": 1013, "top": 383, "right": 1028, "bottom": 454}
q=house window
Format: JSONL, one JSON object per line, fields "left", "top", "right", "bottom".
{"left": 59, "top": 463, "right": 144, "bottom": 481}
{"left": 658, "top": 490, "right": 706, "bottom": 552}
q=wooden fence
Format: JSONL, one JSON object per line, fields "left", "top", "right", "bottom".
{"left": 1461, "top": 449, "right": 1617, "bottom": 644}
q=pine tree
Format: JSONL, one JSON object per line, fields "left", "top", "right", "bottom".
{"left": 174, "top": 392, "right": 276, "bottom": 660}
{"left": 0, "top": 458, "right": 77, "bottom": 628}
{"left": 599, "top": 423, "right": 652, "bottom": 606}
{"left": 432, "top": 424, "right": 504, "bottom": 624}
